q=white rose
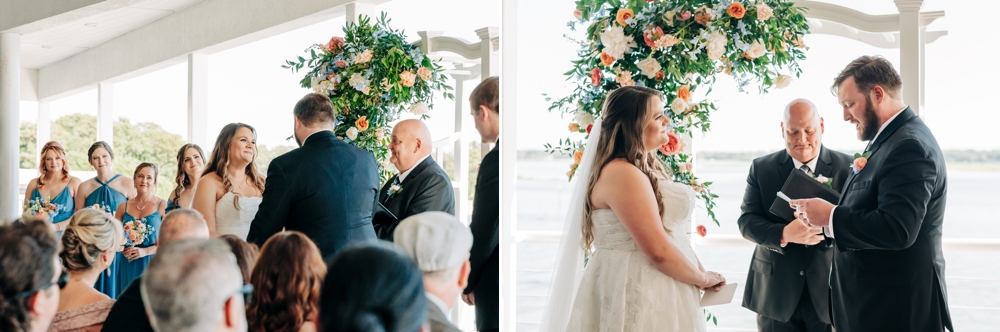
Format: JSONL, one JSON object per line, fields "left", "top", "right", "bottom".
{"left": 376, "top": 128, "right": 386, "bottom": 140}
{"left": 636, "top": 57, "right": 662, "bottom": 79}
{"left": 410, "top": 102, "right": 429, "bottom": 115}
{"left": 346, "top": 126, "right": 359, "bottom": 140}
{"left": 575, "top": 111, "right": 595, "bottom": 127}
{"left": 756, "top": 3, "right": 774, "bottom": 20}
{"left": 349, "top": 73, "right": 366, "bottom": 87}
{"left": 670, "top": 97, "right": 688, "bottom": 115}
{"left": 775, "top": 74, "right": 793, "bottom": 89}
{"left": 706, "top": 31, "right": 728, "bottom": 60}
{"left": 598, "top": 25, "right": 636, "bottom": 60}
{"left": 747, "top": 40, "right": 767, "bottom": 59}
{"left": 815, "top": 175, "right": 829, "bottom": 183}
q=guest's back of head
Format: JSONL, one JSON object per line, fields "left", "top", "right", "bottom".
{"left": 60, "top": 208, "right": 124, "bottom": 272}
{"left": 141, "top": 239, "right": 246, "bottom": 332}
{"left": 158, "top": 208, "right": 210, "bottom": 245}
{"left": 218, "top": 234, "right": 259, "bottom": 284}
{"left": 319, "top": 242, "right": 426, "bottom": 332}
{"left": 247, "top": 231, "right": 325, "bottom": 332}
{"left": 0, "top": 218, "right": 62, "bottom": 332}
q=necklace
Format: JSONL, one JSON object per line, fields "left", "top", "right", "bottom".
{"left": 135, "top": 197, "right": 154, "bottom": 211}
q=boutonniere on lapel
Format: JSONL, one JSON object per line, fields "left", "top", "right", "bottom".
{"left": 851, "top": 151, "right": 872, "bottom": 174}
{"left": 812, "top": 174, "right": 833, "bottom": 189}
{"left": 388, "top": 183, "right": 403, "bottom": 196}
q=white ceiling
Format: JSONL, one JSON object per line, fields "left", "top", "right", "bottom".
{"left": 19, "top": 0, "right": 203, "bottom": 69}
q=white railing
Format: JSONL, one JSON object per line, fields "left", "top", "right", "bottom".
{"left": 514, "top": 231, "right": 1000, "bottom": 328}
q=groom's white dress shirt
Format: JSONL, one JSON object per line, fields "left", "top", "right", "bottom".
{"left": 824, "top": 106, "right": 908, "bottom": 238}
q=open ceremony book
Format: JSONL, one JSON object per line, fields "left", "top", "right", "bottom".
{"left": 768, "top": 169, "right": 841, "bottom": 222}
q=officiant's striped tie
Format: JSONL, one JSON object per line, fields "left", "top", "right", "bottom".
{"left": 799, "top": 164, "right": 812, "bottom": 175}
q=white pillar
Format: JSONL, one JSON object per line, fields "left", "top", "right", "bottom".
{"left": 895, "top": 0, "right": 923, "bottom": 116}
{"left": 919, "top": 26, "right": 927, "bottom": 119}
{"left": 345, "top": 2, "right": 378, "bottom": 23}
{"left": 452, "top": 75, "right": 470, "bottom": 224}
{"left": 1, "top": 32, "right": 21, "bottom": 221}
{"left": 97, "top": 83, "right": 114, "bottom": 144}
{"left": 188, "top": 53, "right": 209, "bottom": 148}
{"left": 36, "top": 101, "right": 51, "bottom": 158}
{"left": 500, "top": 0, "right": 517, "bottom": 329}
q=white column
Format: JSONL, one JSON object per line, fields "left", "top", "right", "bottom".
{"left": 188, "top": 53, "right": 209, "bottom": 148}
{"left": 36, "top": 101, "right": 51, "bottom": 157}
{"left": 476, "top": 27, "right": 500, "bottom": 159}
{"left": 452, "top": 76, "right": 470, "bottom": 224}
{"left": 500, "top": 0, "right": 517, "bottom": 329}
{"left": 345, "top": 2, "right": 378, "bottom": 23}
{"left": 895, "top": 0, "right": 923, "bottom": 116}
{"left": 97, "top": 83, "right": 114, "bottom": 144}
{"left": 919, "top": 26, "right": 927, "bottom": 119}
{"left": 1, "top": 32, "right": 21, "bottom": 221}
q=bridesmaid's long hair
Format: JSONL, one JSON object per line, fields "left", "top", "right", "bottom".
{"left": 582, "top": 86, "right": 668, "bottom": 254}
{"left": 37, "top": 141, "right": 70, "bottom": 189}
{"left": 172, "top": 144, "right": 206, "bottom": 208}
{"left": 203, "top": 123, "right": 265, "bottom": 210}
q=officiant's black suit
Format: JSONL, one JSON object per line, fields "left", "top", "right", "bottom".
{"left": 465, "top": 142, "right": 498, "bottom": 331}
{"left": 374, "top": 156, "right": 455, "bottom": 241}
{"left": 829, "top": 107, "right": 952, "bottom": 332}
{"left": 247, "top": 130, "right": 379, "bottom": 260}
{"left": 739, "top": 146, "right": 852, "bottom": 331}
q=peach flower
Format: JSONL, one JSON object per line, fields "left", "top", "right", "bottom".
{"left": 574, "top": 9, "right": 582, "bottom": 20}
{"left": 590, "top": 68, "right": 603, "bottom": 86}
{"left": 853, "top": 157, "right": 868, "bottom": 171}
{"left": 615, "top": 8, "right": 634, "bottom": 26}
{"left": 694, "top": 6, "right": 712, "bottom": 26}
{"left": 727, "top": 2, "right": 746, "bottom": 19}
{"left": 677, "top": 85, "right": 691, "bottom": 102}
{"left": 643, "top": 26, "right": 664, "bottom": 47}
{"left": 417, "top": 67, "right": 432, "bottom": 81}
{"left": 399, "top": 71, "right": 416, "bottom": 87}
{"left": 658, "top": 131, "right": 682, "bottom": 155}
{"left": 327, "top": 36, "right": 345, "bottom": 54}
{"left": 355, "top": 116, "right": 369, "bottom": 131}
{"left": 677, "top": 10, "right": 692, "bottom": 21}
{"left": 757, "top": 3, "right": 774, "bottom": 20}
{"left": 569, "top": 123, "right": 581, "bottom": 132}
{"left": 599, "top": 52, "right": 616, "bottom": 67}
{"left": 573, "top": 149, "right": 584, "bottom": 164}
{"left": 696, "top": 225, "right": 708, "bottom": 237}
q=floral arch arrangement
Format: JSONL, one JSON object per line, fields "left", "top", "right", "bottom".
{"left": 284, "top": 13, "right": 454, "bottom": 182}
{"left": 546, "top": 0, "right": 810, "bottom": 227}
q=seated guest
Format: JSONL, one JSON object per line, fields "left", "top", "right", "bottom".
{"left": 218, "top": 234, "right": 259, "bottom": 283}
{"left": 394, "top": 212, "right": 473, "bottom": 332}
{"left": 141, "top": 239, "right": 248, "bottom": 332}
{"left": 101, "top": 209, "right": 210, "bottom": 332}
{"left": 318, "top": 242, "right": 427, "bottom": 332}
{"left": 0, "top": 218, "right": 64, "bottom": 332}
{"left": 374, "top": 119, "right": 455, "bottom": 241}
{"left": 247, "top": 232, "right": 325, "bottom": 332}
{"left": 51, "top": 209, "right": 125, "bottom": 332}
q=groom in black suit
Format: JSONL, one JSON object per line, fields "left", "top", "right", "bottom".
{"left": 739, "top": 99, "right": 852, "bottom": 332}
{"left": 247, "top": 93, "right": 379, "bottom": 260}
{"left": 791, "top": 56, "right": 952, "bottom": 331}
{"left": 374, "top": 119, "right": 455, "bottom": 241}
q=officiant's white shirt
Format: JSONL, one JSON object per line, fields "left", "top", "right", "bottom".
{"left": 792, "top": 155, "right": 819, "bottom": 175}
{"left": 398, "top": 154, "right": 430, "bottom": 182}
{"left": 825, "top": 106, "right": 908, "bottom": 238}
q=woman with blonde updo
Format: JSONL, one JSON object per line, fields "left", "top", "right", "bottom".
{"left": 50, "top": 208, "right": 124, "bottom": 332}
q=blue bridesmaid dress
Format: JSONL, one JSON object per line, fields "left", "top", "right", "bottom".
{"left": 29, "top": 183, "right": 74, "bottom": 237}
{"left": 116, "top": 199, "right": 163, "bottom": 298}
{"left": 84, "top": 174, "right": 128, "bottom": 299}
{"left": 165, "top": 200, "right": 177, "bottom": 214}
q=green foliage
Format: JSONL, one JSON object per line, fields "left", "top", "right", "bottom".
{"left": 20, "top": 122, "right": 36, "bottom": 169}
{"left": 547, "top": 0, "right": 811, "bottom": 227}
{"left": 283, "top": 12, "right": 453, "bottom": 183}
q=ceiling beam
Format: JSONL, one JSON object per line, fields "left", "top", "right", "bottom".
{"left": 38, "top": 0, "right": 388, "bottom": 100}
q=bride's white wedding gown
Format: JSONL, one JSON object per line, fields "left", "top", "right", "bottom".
{"left": 215, "top": 192, "right": 261, "bottom": 239}
{"left": 566, "top": 180, "right": 706, "bottom": 331}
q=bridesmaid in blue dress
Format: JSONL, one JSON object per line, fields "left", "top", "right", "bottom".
{"left": 166, "top": 144, "right": 205, "bottom": 214}
{"left": 74, "top": 141, "right": 135, "bottom": 299}
{"left": 114, "top": 162, "right": 166, "bottom": 299}
{"left": 22, "top": 141, "right": 81, "bottom": 235}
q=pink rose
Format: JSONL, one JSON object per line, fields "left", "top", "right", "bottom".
{"left": 327, "top": 36, "right": 345, "bottom": 54}
{"left": 658, "top": 131, "right": 682, "bottom": 155}
{"left": 696, "top": 225, "right": 707, "bottom": 237}
{"left": 335, "top": 59, "right": 347, "bottom": 68}
{"left": 853, "top": 157, "right": 868, "bottom": 172}
{"left": 677, "top": 10, "right": 691, "bottom": 21}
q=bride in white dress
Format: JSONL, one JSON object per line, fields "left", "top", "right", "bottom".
{"left": 192, "top": 123, "right": 265, "bottom": 239}
{"left": 540, "top": 86, "right": 726, "bottom": 331}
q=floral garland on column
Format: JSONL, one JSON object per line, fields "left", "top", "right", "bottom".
{"left": 546, "top": 0, "right": 810, "bottom": 228}
{"left": 284, "top": 13, "right": 454, "bottom": 182}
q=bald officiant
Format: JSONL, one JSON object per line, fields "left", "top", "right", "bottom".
{"left": 374, "top": 119, "right": 456, "bottom": 241}
{"left": 738, "top": 99, "right": 853, "bottom": 332}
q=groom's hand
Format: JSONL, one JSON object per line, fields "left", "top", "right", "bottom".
{"left": 783, "top": 218, "right": 824, "bottom": 245}
{"left": 462, "top": 292, "right": 475, "bottom": 306}
{"left": 789, "top": 198, "right": 834, "bottom": 228}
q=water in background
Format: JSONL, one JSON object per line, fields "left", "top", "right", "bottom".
{"left": 516, "top": 159, "right": 1000, "bottom": 331}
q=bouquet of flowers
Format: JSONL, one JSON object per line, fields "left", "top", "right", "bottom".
{"left": 23, "top": 196, "right": 58, "bottom": 220}
{"left": 123, "top": 218, "right": 155, "bottom": 262}
{"left": 90, "top": 203, "right": 116, "bottom": 218}
{"left": 283, "top": 12, "right": 453, "bottom": 182}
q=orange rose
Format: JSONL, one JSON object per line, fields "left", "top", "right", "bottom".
{"left": 599, "top": 52, "right": 615, "bottom": 67}
{"left": 694, "top": 6, "right": 712, "bottom": 26}
{"left": 573, "top": 149, "right": 584, "bottom": 164}
{"left": 853, "top": 157, "right": 867, "bottom": 171}
{"left": 727, "top": 2, "right": 746, "bottom": 19}
{"left": 355, "top": 116, "right": 370, "bottom": 131}
{"left": 677, "top": 85, "right": 691, "bottom": 102}
{"left": 569, "top": 123, "right": 581, "bottom": 132}
{"left": 696, "top": 225, "right": 708, "bottom": 237}
{"left": 615, "top": 8, "right": 634, "bottom": 26}
{"left": 658, "top": 131, "right": 682, "bottom": 155}
{"left": 654, "top": 71, "right": 665, "bottom": 82}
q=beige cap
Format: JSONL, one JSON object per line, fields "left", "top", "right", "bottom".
{"left": 393, "top": 211, "right": 472, "bottom": 272}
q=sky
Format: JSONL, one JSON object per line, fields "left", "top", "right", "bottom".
{"left": 513, "top": 0, "right": 1000, "bottom": 153}
{"left": 19, "top": 0, "right": 501, "bottom": 151}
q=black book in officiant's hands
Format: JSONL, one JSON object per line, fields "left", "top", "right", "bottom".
{"left": 769, "top": 168, "right": 841, "bottom": 222}
{"left": 373, "top": 202, "right": 398, "bottom": 225}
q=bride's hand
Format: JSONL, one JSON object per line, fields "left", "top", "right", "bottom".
{"left": 699, "top": 271, "right": 726, "bottom": 291}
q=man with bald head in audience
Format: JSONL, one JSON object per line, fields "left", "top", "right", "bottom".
{"left": 738, "top": 99, "right": 853, "bottom": 332}
{"left": 102, "top": 208, "right": 211, "bottom": 332}
{"left": 374, "top": 119, "right": 456, "bottom": 241}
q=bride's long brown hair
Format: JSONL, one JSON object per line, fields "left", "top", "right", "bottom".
{"left": 202, "top": 123, "right": 266, "bottom": 209}
{"left": 582, "top": 86, "right": 668, "bottom": 254}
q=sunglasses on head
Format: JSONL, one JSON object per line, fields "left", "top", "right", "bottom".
{"left": 7, "top": 269, "right": 69, "bottom": 302}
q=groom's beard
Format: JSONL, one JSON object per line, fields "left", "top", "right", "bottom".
{"left": 855, "top": 97, "right": 880, "bottom": 141}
